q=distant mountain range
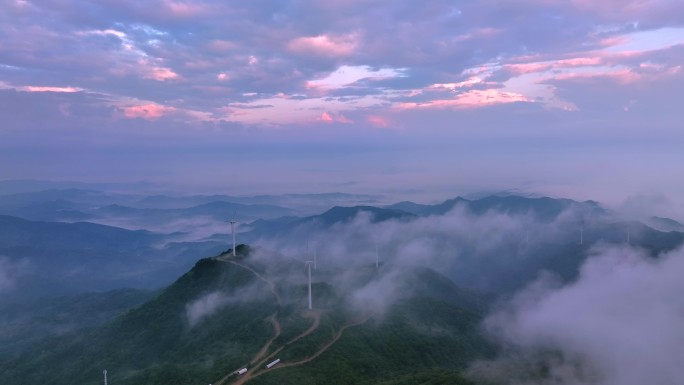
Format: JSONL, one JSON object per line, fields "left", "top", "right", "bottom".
{"left": 1, "top": 189, "right": 683, "bottom": 384}
{"left": 244, "top": 195, "right": 682, "bottom": 294}
{"left": 0, "top": 215, "right": 226, "bottom": 302}
{"left": 2, "top": 192, "right": 682, "bottom": 303}
{"left": 0, "top": 193, "right": 295, "bottom": 224}
{"left": 385, "top": 195, "right": 605, "bottom": 219}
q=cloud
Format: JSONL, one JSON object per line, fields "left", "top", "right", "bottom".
{"left": 142, "top": 65, "right": 179, "bottom": 81}
{"left": 471, "top": 244, "right": 684, "bottom": 385}
{"left": 2, "top": 0, "right": 682, "bottom": 123}
{"left": 23, "top": 86, "right": 82, "bottom": 93}
{"left": 288, "top": 33, "right": 358, "bottom": 58}
{"left": 122, "top": 103, "right": 177, "bottom": 119}
{"left": 2, "top": 1, "right": 684, "bottom": 200}
{"left": 253, "top": 202, "right": 598, "bottom": 305}
{"left": 185, "top": 291, "right": 230, "bottom": 327}
{"left": 366, "top": 115, "right": 390, "bottom": 127}
{"left": 0, "top": 257, "right": 30, "bottom": 293}
{"left": 185, "top": 281, "right": 268, "bottom": 327}
{"left": 163, "top": 0, "right": 211, "bottom": 18}
{"left": 396, "top": 89, "right": 530, "bottom": 110}
{"left": 317, "top": 111, "right": 353, "bottom": 124}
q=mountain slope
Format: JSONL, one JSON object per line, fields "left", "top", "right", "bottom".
{"left": 0, "top": 249, "right": 492, "bottom": 385}
{"left": 248, "top": 296, "right": 491, "bottom": 385}
{"left": 0, "top": 215, "right": 201, "bottom": 302}
{"left": 386, "top": 195, "right": 605, "bottom": 220}
{"left": 0, "top": 288, "right": 153, "bottom": 356}
{"left": 245, "top": 206, "right": 415, "bottom": 239}
{"left": 0, "top": 257, "right": 279, "bottom": 385}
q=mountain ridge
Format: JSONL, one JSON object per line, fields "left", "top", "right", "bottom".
{"left": 0, "top": 247, "right": 493, "bottom": 385}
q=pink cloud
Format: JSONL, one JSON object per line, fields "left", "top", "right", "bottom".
{"left": 397, "top": 89, "right": 529, "bottom": 110}
{"left": 24, "top": 86, "right": 81, "bottom": 93}
{"left": 288, "top": 34, "right": 358, "bottom": 58}
{"left": 504, "top": 57, "right": 604, "bottom": 76}
{"left": 367, "top": 115, "right": 389, "bottom": 128}
{"left": 163, "top": 1, "right": 209, "bottom": 17}
{"left": 553, "top": 69, "right": 640, "bottom": 83}
{"left": 317, "top": 111, "right": 353, "bottom": 124}
{"left": 319, "top": 111, "right": 334, "bottom": 122}
{"left": 123, "top": 103, "right": 176, "bottom": 119}
{"left": 429, "top": 76, "right": 496, "bottom": 90}
{"left": 598, "top": 36, "right": 629, "bottom": 48}
{"left": 303, "top": 82, "right": 329, "bottom": 97}
{"left": 143, "top": 65, "right": 179, "bottom": 81}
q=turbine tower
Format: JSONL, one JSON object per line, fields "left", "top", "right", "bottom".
{"left": 307, "top": 240, "right": 317, "bottom": 269}
{"left": 305, "top": 260, "right": 313, "bottom": 310}
{"left": 103, "top": 370, "right": 107, "bottom": 385}
{"left": 580, "top": 226, "right": 583, "bottom": 245}
{"left": 228, "top": 210, "right": 238, "bottom": 257}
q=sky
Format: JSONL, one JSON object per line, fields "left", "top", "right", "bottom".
{"left": 1, "top": 0, "right": 683, "bottom": 205}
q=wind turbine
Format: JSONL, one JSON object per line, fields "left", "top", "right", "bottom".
{"left": 103, "top": 370, "right": 108, "bottom": 385}
{"left": 228, "top": 209, "right": 238, "bottom": 257}
{"left": 305, "top": 260, "right": 313, "bottom": 310}
{"left": 307, "top": 240, "right": 317, "bottom": 270}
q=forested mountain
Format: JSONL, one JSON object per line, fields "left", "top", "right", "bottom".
{"left": 0, "top": 247, "right": 492, "bottom": 385}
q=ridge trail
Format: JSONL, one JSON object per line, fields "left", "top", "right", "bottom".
{"left": 216, "top": 257, "right": 368, "bottom": 385}
{"left": 214, "top": 258, "right": 283, "bottom": 385}
{"left": 250, "top": 312, "right": 374, "bottom": 380}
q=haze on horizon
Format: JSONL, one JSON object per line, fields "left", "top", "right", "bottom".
{"left": 1, "top": 0, "right": 683, "bottom": 209}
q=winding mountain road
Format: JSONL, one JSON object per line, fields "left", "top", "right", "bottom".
{"left": 215, "top": 257, "right": 371, "bottom": 385}
{"left": 250, "top": 312, "right": 373, "bottom": 380}
{"left": 214, "top": 259, "right": 283, "bottom": 385}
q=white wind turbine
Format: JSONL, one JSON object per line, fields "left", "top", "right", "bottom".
{"left": 228, "top": 209, "right": 238, "bottom": 257}
{"left": 305, "top": 260, "right": 314, "bottom": 310}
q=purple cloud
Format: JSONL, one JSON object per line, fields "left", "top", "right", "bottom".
{"left": 1, "top": 0, "right": 684, "bottom": 203}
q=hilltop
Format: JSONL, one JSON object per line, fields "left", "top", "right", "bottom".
{"left": 0, "top": 245, "right": 493, "bottom": 385}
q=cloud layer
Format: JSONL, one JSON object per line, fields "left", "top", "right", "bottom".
{"left": 473, "top": 244, "right": 684, "bottom": 385}
{"left": 2, "top": 0, "right": 684, "bottom": 202}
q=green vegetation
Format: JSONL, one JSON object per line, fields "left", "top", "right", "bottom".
{"left": 377, "top": 369, "right": 476, "bottom": 385}
{"left": 0, "top": 288, "right": 152, "bottom": 356}
{"left": 248, "top": 296, "right": 492, "bottom": 385}
{"left": 0, "top": 257, "right": 278, "bottom": 385}
{"left": 0, "top": 248, "right": 496, "bottom": 385}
